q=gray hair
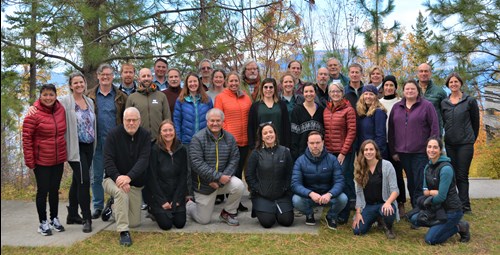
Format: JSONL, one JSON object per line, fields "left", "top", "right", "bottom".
{"left": 239, "top": 59, "right": 259, "bottom": 79}
{"left": 206, "top": 108, "right": 225, "bottom": 122}
{"left": 328, "top": 82, "right": 344, "bottom": 94}
{"left": 124, "top": 107, "right": 141, "bottom": 119}
{"left": 97, "top": 63, "right": 114, "bottom": 74}
{"left": 198, "top": 59, "right": 213, "bottom": 70}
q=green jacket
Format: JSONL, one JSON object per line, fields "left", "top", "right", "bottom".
{"left": 419, "top": 80, "right": 447, "bottom": 135}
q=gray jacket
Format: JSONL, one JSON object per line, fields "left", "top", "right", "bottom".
{"left": 355, "top": 159, "right": 400, "bottom": 221}
{"left": 59, "top": 94, "right": 97, "bottom": 162}
{"left": 189, "top": 128, "right": 240, "bottom": 195}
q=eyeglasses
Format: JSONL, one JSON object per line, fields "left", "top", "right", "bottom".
{"left": 329, "top": 90, "right": 342, "bottom": 94}
{"left": 201, "top": 67, "right": 212, "bottom": 70}
{"left": 263, "top": 86, "right": 274, "bottom": 90}
{"left": 99, "top": 73, "right": 113, "bottom": 77}
{"left": 125, "top": 118, "right": 139, "bottom": 123}
{"left": 246, "top": 68, "right": 258, "bottom": 71}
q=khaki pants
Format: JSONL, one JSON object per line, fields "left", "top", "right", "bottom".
{"left": 103, "top": 178, "right": 142, "bottom": 232}
{"left": 187, "top": 176, "right": 244, "bottom": 224}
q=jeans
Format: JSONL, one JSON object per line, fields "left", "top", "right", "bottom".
{"left": 353, "top": 203, "right": 396, "bottom": 235}
{"left": 410, "top": 210, "right": 463, "bottom": 245}
{"left": 33, "top": 164, "right": 64, "bottom": 222}
{"left": 399, "top": 153, "right": 427, "bottom": 208}
{"left": 91, "top": 141, "right": 105, "bottom": 210}
{"left": 446, "top": 144, "right": 474, "bottom": 211}
{"left": 292, "top": 193, "right": 348, "bottom": 220}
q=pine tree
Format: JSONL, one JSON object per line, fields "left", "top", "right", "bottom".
{"left": 356, "top": 0, "right": 403, "bottom": 65}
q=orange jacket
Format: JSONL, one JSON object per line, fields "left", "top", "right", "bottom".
{"left": 214, "top": 89, "right": 252, "bottom": 146}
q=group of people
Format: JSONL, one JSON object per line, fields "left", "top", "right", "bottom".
{"left": 22, "top": 57, "right": 478, "bottom": 246}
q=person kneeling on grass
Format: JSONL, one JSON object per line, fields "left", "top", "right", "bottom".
{"left": 186, "top": 108, "right": 244, "bottom": 226}
{"left": 352, "top": 140, "right": 399, "bottom": 239}
{"left": 409, "top": 137, "right": 471, "bottom": 245}
{"left": 291, "top": 131, "right": 348, "bottom": 230}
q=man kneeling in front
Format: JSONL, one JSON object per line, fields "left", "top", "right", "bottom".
{"left": 292, "top": 131, "right": 348, "bottom": 230}
{"left": 103, "top": 107, "right": 151, "bottom": 246}
{"left": 187, "top": 108, "right": 244, "bottom": 226}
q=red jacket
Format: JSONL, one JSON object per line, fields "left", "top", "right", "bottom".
{"left": 22, "top": 99, "right": 67, "bottom": 169}
{"left": 323, "top": 99, "right": 356, "bottom": 155}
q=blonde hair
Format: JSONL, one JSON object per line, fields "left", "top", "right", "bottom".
{"left": 356, "top": 93, "right": 386, "bottom": 117}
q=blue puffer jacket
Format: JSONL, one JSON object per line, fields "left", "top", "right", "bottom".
{"left": 292, "top": 148, "right": 345, "bottom": 198}
{"left": 173, "top": 95, "right": 213, "bottom": 144}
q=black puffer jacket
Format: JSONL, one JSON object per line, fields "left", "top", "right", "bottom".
{"left": 245, "top": 145, "right": 293, "bottom": 200}
{"left": 441, "top": 94, "right": 480, "bottom": 145}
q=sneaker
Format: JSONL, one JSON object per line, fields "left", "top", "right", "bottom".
{"left": 119, "top": 231, "right": 132, "bottom": 246}
{"left": 102, "top": 197, "right": 114, "bottom": 222}
{"left": 219, "top": 209, "right": 239, "bottom": 226}
{"left": 458, "top": 221, "right": 471, "bottom": 242}
{"left": 50, "top": 217, "right": 65, "bottom": 232}
{"left": 141, "top": 203, "right": 148, "bottom": 210}
{"left": 91, "top": 209, "right": 102, "bottom": 219}
{"left": 305, "top": 214, "right": 316, "bottom": 226}
{"left": 325, "top": 216, "right": 337, "bottom": 230}
{"left": 38, "top": 220, "right": 52, "bottom": 236}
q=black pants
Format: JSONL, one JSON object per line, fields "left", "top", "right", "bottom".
{"left": 446, "top": 143, "right": 474, "bottom": 210}
{"left": 235, "top": 146, "right": 249, "bottom": 180}
{"left": 34, "top": 163, "right": 64, "bottom": 222}
{"left": 68, "top": 142, "right": 94, "bottom": 220}
{"left": 153, "top": 211, "right": 186, "bottom": 230}
{"left": 387, "top": 144, "right": 406, "bottom": 204}
{"left": 255, "top": 211, "right": 294, "bottom": 228}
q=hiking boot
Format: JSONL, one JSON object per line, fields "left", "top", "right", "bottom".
{"left": 102, "top": 197, "right": 114, "bottom": 222}
{"left": 458, "top": 221, "right": 471, "bottom": 242}
{"left": 215, "top": 194, "right": 225, "bottom": 205}
{"left": 219, "top": 209, "right": 239, "bottom": 226}
{"left": 305, "top": 214, "right": 316, "bottom": 226}
{"left": 38, "top": 220, "right": 52, "bottom": 236}
{"left": 325, "top": 216, "right": 337, "bottom": 230}
{"left": 385, "top": 226, "right": 396, "bottom": 239}
{"left": 337, "top": 217, "right": 348, "bottom": 225}
{"left": 119, "top": 231, "right": 132, "bottom": 246}
{"left": 91, "top": 209, "right": 102, "bottom": 219}
{"left": 50, "top": 217, "right": 65, "bottom": 232}
{"left": 82, "top": 219, "right": 92, "bottom": 233}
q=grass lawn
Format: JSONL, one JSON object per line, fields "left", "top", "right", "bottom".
{"left": 2, "top": 198, "right": 499, "bottom": 255}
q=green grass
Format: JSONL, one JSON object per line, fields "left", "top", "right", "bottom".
{"left": 2, "top": 198, "right": 499, "bottom": 255}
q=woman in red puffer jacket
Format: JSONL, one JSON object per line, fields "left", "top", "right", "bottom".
{"left": 22, "top": 84, "right": 67, "bottom": 236}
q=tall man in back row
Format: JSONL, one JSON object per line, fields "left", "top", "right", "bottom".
{"left": 417, "top": 63, "right": 446, "bottom": 135}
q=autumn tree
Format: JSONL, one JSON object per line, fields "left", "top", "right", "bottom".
{"left": 357, "top": 0, "right": 402, "bottom": 66}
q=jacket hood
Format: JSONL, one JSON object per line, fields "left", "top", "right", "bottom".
{"left": 304, "top": 146, "right": 328, "bottom": 163}
{"left": 137, "top": 83, "right": 157, "bottom": 94}
{"left": 429, "top": 155, "right": 451, "bottom": 166}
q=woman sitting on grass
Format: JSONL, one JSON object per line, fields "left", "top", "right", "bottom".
{"left": 352, "top": 140, "right": 399, "bottom": 239}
